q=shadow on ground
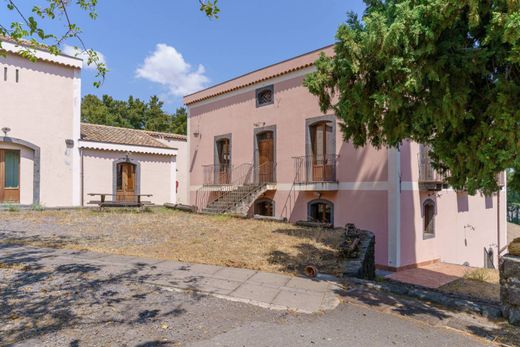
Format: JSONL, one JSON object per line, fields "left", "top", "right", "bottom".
{"left": 0, "top": 243, "right": 203, "bottom": 346}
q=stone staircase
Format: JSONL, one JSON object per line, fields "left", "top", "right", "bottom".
{"left": 202, "top": 183, "right": 268, "bottom": 216}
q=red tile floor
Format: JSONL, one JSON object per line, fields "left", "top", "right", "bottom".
{"left": 386, "top": 263, "right": 470, "bottom": 289}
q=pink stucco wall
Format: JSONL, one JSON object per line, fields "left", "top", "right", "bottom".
{"left": 189, "top": 74, "right": 388, "bottom": 187}
{"left": 399, "top": 141, "right": 506, "bottom": 268}
{"left": 187, "top": 50, "right": 505, "bottom": 270}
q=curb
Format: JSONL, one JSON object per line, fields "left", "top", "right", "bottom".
{"left": 345, "top": 277, "right": 503, "bottom": 319}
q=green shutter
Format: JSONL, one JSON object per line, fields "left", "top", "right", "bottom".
{"left": 5, "top": 150, "right": 20, "bottom": 188}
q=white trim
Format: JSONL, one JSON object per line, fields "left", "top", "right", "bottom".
{"left": 387, "top": 148, "right": 401, "bottom": 268}
{"left": 190, "top": 181, "right": 389, "bottom": 192}
{"left": 401, "top": 181, "right": 419, "bottom": 191}
{"left": 79, "top": 140, "right": 177, "bottom": 156}
{"left": 1, "top": 41, "right": 83, "bottom": 69}
{"left": 188, "top": 66, "right": 316, "bottom": 109}
{"left": 71, "top": 69, "right": 82, "bottom": 206}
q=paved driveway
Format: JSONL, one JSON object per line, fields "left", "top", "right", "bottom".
{"left": 1, "top": 244, "right": 510, "bottom": 346}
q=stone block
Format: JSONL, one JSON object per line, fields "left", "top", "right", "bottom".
{"left": 501, "top": 255, "right": 520, "bottom": 279}
{"left": 508, "top": 287, "right": 520, "bottom": 306}
{"left": 507, "top": 307, "right": 520, "bottom": 326}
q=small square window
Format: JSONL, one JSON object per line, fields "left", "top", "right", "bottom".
{"left": 256, "top": 85, "right": 274, "bottom": 107}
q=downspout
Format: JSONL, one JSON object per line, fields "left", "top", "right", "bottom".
{"left": 497, "top": 189, "right": 501, "bottom": 261}
{"left": 80, "top": 147, "right": 84, "bottom": 206}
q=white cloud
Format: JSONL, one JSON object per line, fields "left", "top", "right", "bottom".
{"left": 135, "top": 44, "right": 209, "bottom": 97}
{"left": 62, "top": 44, "right": 107, "bottom": 70}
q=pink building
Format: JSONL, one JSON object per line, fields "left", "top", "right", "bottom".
{"left": 184, "top": 45, "right": 507, "bottom": 271}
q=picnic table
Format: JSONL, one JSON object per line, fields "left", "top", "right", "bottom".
{"left": 87, "top": 193, "right": 154, "bottom": 209}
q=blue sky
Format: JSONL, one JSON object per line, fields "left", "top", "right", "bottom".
{"left": 54, "top": 1, "right": 366, "bottom": 111}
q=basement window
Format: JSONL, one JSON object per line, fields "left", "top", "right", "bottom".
{"left": 256, "top": 85, "right": 274, "bottom": 107}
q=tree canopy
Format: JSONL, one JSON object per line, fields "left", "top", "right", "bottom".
{"left": 305, "top": 0, "right": 520, "bottom": 194}
{"left": 0, "top": 1, "right": 219, "bottom": 86}
{"left": 81, "top": 94, "right": 187, "bottom": 135}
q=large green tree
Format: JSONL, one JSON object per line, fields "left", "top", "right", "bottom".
{"left": 0, "top": 0, "right": 219, "bottom": 86}
{"left": 81, "top": 94, "right": 188, "bottom": 135}
{"left": 305, "top": 0, "right": 520, "bottom": 194}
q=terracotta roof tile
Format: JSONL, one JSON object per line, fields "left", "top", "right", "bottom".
{"left": 144, "top": 130, "right": 187, "bottom": 141}
{"left": 80, "top": 123, "right": 172, "bottom": 148}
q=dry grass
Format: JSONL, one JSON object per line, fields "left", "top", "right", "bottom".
{"left": 439, "top": 268, "right": 500, "bottom": 303}
{"left": 0, "top": 208, "right": 344, "bottom": 275}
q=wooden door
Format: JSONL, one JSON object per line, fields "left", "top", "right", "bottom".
{"left": 216, "top": 139, "right": 231, "bottom": 184}
{"left": 258, "top": 132, "right": 274, "bottom": 183}
{"left": 311, "top": 122, "right": 334, "bottom": 182}
{"left": 116, "top": 163, "right": 136, "bottom": 202}
{"left": 0, "top": 150, "right": 20, "bottom": 203}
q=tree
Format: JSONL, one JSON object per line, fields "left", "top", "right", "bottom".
{"left": 81, "top": 94, "right": 188, "bottom": 135}
{"left": 305, "top": 0, "right": 520, "bottom": 194}
{"left": 0, "top": 0, "right": 220, "bottom": 86}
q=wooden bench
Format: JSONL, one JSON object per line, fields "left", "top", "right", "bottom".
{"left": 87, "top": 193, "right": 154, "bottom": 210}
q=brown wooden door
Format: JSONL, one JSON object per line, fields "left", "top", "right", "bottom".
{"left": 310, "top": 122, "right": 334, "bottom": 182}
{"left": 258, "top": 132, "right": 274, "bottom": 183}
{"left": 216, "top": 139, "right": 231, "bottom": 184}
{"left": 0, "top": 149, "right": 20, "bottom": 203}
{"left": 116, "top": 163, "right": 136, "bottom": 202}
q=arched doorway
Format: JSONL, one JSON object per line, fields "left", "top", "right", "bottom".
{"left": 116, "top": 162, "right": 137, "bottom": 202}
{"left": 0, "top": 136, "right": 40, "bottom": 205}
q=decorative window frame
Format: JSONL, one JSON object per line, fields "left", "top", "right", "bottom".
{"left": 255, "top": 85, "right": 274, "bottom": 108}
{"left": 214, "top": 133, "right": 232, "bottom": 168}
{"left": 112, "top": 157, "right": 141, "bottom": 197}
{"left": 307, "top": 199, "right": 334, "bottom": 225}
{"left": 422, "top": 198, "right": 436, "bottom": 239}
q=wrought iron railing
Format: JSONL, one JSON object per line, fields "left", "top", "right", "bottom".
{"left": 196, "top": 161, "right": 276, "bottom": 212}
{"left": 293, "top": 155, "right": 338, "bottom": 184}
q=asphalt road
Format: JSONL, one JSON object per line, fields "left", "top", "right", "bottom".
{"left": 0, "top": 244, "right": 504, "bottom": 347}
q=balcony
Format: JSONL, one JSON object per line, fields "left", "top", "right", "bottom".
{"left": 202, "top": 162, "right": 277, "bottom": 190}
{"left": 418, "top": 154, "right": 448, "bottom": 191}
{"left": 293, "top": 155, "right": 338, "bottom": 191}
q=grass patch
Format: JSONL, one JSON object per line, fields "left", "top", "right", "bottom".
{"left": 463, "top": 268, "right": 499, "bottom": 283}
{"left": 440, "top": 268, "right": 500, "bottom": 303}
{"left": 0, "top": 208, "right": 344, "bottom": 275}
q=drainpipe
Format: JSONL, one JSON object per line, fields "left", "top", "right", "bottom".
{"left": 498, "top": 189, "right": 501, "bottom": 261}
{"left": 80, "top": 147, "right": 84, "bottom": 206}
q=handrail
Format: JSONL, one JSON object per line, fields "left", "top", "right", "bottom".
{"left": 197, "top": 161, "right": 276, "bottom": 211}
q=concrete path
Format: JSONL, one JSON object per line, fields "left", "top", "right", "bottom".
{"left": 0, "top": 244, "right": 340, "bottom": 314}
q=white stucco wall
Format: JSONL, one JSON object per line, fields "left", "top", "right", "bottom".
{"left": 81, "top": 149, "right": 176, "bottom": 206}
{"left": 151, "top": 137, "right": 188, "bottom": 204}
{"left": 0, "top": 51, "right": 81, "bottom": 206}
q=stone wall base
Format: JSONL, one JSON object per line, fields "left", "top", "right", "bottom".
{"left": 500, "top": 254, "right": 520, "bottom": 326}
